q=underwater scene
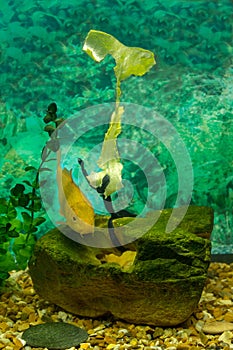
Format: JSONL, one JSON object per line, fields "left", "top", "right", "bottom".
{"left": 1, "top": 1, "right": 233, "bottom": 349}
{"left": 0, "top": 0, "right": 233, "bottom": 284}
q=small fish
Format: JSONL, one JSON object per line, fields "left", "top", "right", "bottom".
{"left": 56, "top": 150, "right": 94, "bottom": 234}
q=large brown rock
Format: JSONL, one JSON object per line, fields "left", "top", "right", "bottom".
{"left": 29, "top": 206, "right": 213, "bottom": 326}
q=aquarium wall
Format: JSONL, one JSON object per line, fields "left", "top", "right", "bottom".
{"left": 0, "top": 0, "right": 233, "bottom": 253}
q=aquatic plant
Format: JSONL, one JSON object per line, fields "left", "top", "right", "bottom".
{"left": 0, "top": 103, "right": 65, "bottom": 287}
{"left": 0, "top": 169, "right": 45, "bottom": 286}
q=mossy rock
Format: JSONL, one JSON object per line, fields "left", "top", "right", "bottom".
{"left": 29, "top": 206, "right": 213, "bottom": 326}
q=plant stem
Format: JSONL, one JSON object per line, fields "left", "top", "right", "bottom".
{"left": 25, "top": 149, "right": 52, "bottom": 242}
{"left": 116, "top": 78, "right": 121, "bottom": 105}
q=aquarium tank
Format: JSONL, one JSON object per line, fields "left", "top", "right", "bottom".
{"left": 0, "top": 0, "right": 233, "bottom": 283}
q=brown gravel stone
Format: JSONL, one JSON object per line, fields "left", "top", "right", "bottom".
{"left": 213, "top": 307, "right": 223, "bottom": 319}
{"left": 224, "top": 311, "right": 233, "bottom": 323}
{"left": 202, "top": 320, "right": 233, "bottom": 334}
{"left": 176, "top": 345, "right": 190, "bottom": 350}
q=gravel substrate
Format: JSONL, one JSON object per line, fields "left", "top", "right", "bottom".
{"left": 0, "top": 262, "right": 233, "bottom": 350}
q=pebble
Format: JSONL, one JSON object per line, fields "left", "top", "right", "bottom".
{"left": 130, "top": 338, "right": 138, "bottom": 346}
{"left": 153, "top": 327, "right": 164, "bottom": 338}
{"left": 202, "top": 320, "right": 233, "bottom": 334}
{"left": 218, "top": 330, "right": 233, "bottom": 346}
{"left": 195, "top": 320, "right": 204, "bottom": 333}
{"left": 117, "top": 328, "right": 129, "bottom": 337}
{"left": 224, "top": 311, "right": 233, "bottom": 322}
{"left": 106, "top": 345, "right": 120, "bottom": 350}
{"left": 176, "top": 345, "right": 190, "bottom": 350}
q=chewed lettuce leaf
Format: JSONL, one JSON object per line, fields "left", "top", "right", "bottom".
{"left": 83, "top": 30, "right": 156, "bottom": 82}
{"left": 87, "top": 107, "right": 124, "bottom": 198}
{"left": 83, "top": 30, "right": 156, "bottom": 198}
{"left": 87, "top": 161, "right": 123, "bottom": 198}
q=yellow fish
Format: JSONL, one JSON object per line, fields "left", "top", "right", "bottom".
{"left": 56, "top": 150, "right": 95, "bottom": 234}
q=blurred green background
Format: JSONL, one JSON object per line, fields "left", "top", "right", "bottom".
{"left": 0, "top": 0, "right": 233, "bottom": 253}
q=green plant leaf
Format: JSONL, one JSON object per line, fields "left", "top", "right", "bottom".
{"left": 7, "top": 205, "right": 17, "bottom": 220}
{"left": 44, "top": 125, "right": 56, "bottom": 134}
{"left": 32, "top": 199, "right": 42, "bottom": 211}
{"left": 33, "top": 216, "right": 46, "bottom": 227}
{"left": 21, "top": 211, "right": 31, "bottom": 223}
{"left": 46, "top": 139, "right": 60, "bottom": 152}
{"left": 10, "top": 184, "right": 25, "bottom": 197}
{"left": 0, "top": 271, "right": 10, "bottom": 287}
{"left": 10, "top": 196, "right": 18, "bottom": 207}
{"left": 0, "top": 237, "right": 8, "bottom": 244}
{"left": 55, "top": 118, "right": 65, "bottom": 127}
{"left": 0, "top": 221, "right": 11, "bottom": 231}
{"left": 26, "top": 202, "right": 42, "bottom": 212}
{"left": 9, "top": 218, "right": 22, "bottom": 231}
{"left": 25, "top": 166, "right": 37, "bottom": 172}
{"left": 29, "top": 193, "right": 39, "bottom": 200}
{"left": 0, "top": 247, "right": 7, "bottom": 255}
{"left": 22, "top": 212, "right": 32, "bottom": 232}
{"left": 43, "top": 103, "right": 57, "bottom": 123}
{"left": 0, "top": 226, "right": 6, "bottom": 233}
{"left": 23, "top": 180, "right": 33, "bottom": 187}
{"left": 0, "top": 198, "right": 8, "bottom": 205}
{"left": 0, "top": 198, "right": 8, "bottom": 214}
{"left": 8, "top": 229, "right": 19, "bottom": 238}
{"left": 83, "top": 30, "right": 156, "bottom": 82}
{"left": 31, "top": 180, "right": 40, "bottom": 189}
{"left": 41, "top": 146, "right": 49, "bottom": 162}
{"left": 18, "top": 194, "right": 30, "bottom": 207}
{"left": 12, "top": 248, "right": 32, "bottom": 269}
{"left": 27, "top": 226, "right": 38, "bottom": 233}
{"left": 12, "top": 233, "right": 36, "bottom": 269}
{"left": 0, "top": 251, "right": 16, "bottom": 272}
{"left": 39, "top": 167, "right": 52, "bottom": 172}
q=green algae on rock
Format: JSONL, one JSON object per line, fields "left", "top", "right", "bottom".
{"left": 29, "top": 206, "right": 213, "bottom": 326}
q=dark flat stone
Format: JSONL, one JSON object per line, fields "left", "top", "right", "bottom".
{"left": 22, "top": 322, "right": 88, "bottom": 349}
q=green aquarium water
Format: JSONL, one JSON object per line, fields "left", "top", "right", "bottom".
{"left": 0, "top": 0, "right": 233, "bottom": 282}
